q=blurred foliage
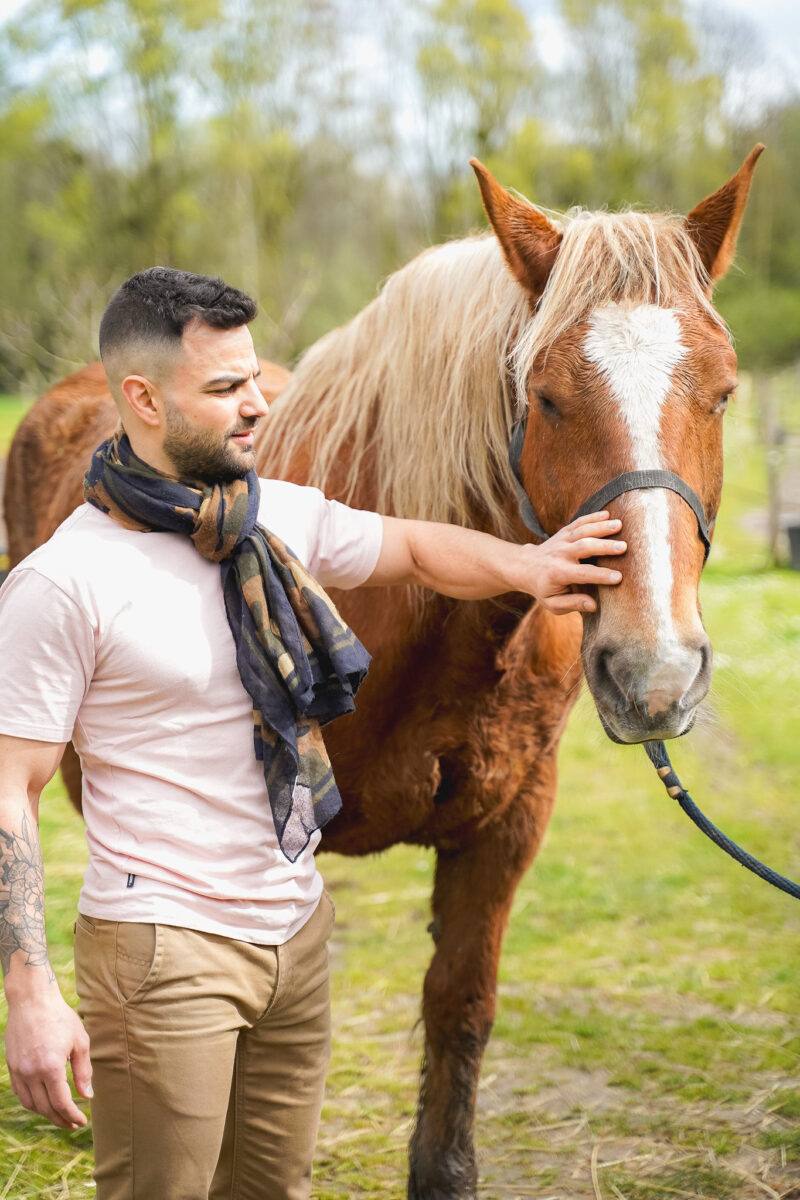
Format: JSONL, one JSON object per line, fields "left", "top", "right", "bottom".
{"left": 0, "top": 0, "right": 798, "bottom": 391}
{"left": 418, "top": 0, "right": 539, "bottom": 234}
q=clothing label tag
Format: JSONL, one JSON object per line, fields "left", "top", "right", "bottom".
{"left": 126, "top": 874, "right": 136, "bottom": 888}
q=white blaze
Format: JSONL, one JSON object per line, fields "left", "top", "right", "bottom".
{"left": 583, "top": 304, "right": 686, "bottom": 645}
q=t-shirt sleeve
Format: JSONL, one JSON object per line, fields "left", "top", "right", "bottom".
{"left": 0, "top": 567, "right": 96, "bottom": 742}
{"left": 306, "top": 494, "right": 384, "bottom": 590}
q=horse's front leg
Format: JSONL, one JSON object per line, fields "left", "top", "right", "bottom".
{"left": 407, "top": 758, "right": 558, "bottom": 1200}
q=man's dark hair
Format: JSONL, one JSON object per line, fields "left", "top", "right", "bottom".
{"left": 99, "top": 267, "right": 257, "bottom": 360}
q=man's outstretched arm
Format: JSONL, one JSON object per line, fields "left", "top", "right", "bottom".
{"left": 0, "top": 734, "right": 92, "bottom": 1130}
{"left": 365, "top": 510, "right": 627, "bottom": 613}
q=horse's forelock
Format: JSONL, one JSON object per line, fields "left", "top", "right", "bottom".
{"left": 512, "top": 209, "right": 728, "bottom": 397}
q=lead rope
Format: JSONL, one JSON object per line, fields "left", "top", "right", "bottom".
{"left": 644, "top": 740, "right": 800, "bottom": 901}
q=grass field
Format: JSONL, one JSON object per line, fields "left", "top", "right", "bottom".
{"left": 1, "top": 381, "right": 799, "bottom": 1198}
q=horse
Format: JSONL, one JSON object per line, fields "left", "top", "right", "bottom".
{"left": 2, "top": 146, "right": 762, "bottom": 1199}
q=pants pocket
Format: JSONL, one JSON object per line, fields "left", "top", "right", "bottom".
{"left": 115, "top": 922, "right": 160, "bottom": 1004}
{"left": 323, "top": 888, "right": 336, "bottom": 926}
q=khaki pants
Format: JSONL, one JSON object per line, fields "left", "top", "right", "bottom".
{"left": 73, "top": 892, "right": 334, "bottom": 1200}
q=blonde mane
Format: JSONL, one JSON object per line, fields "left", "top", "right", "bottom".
{"left": 262, "top": 207, "right": 723, "bottom": 540}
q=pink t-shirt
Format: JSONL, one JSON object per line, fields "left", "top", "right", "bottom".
{"left": 0, "top": 481, "right": 383, "bottom": 945}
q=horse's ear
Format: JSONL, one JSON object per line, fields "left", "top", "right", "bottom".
{"left": 470, "top": 158, "right": 562, "bottom": 298}
{"left": 685, "top": 144, "right": 765, "bottom": 284}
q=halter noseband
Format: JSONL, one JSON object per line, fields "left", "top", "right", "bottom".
{"left": 508, "top": 416, "right": 715, "bottom": 560}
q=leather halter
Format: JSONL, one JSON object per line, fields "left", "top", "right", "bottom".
{"left": 508, "top": 416, "right": 715, "bottom": 561}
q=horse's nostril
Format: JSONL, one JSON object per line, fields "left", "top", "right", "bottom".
{"left": 593, "top": 646, "right": 624, "bottom": 704}
{"left": 698, "top": 639, "right": 712, "bottom": 680}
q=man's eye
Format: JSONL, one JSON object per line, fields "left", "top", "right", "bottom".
{"left": 214, "top": 386, "right": 237, "bottom": 396}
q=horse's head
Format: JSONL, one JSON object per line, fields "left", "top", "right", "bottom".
{"left": 473, "top": 148, "right": 763, "bottom": 745}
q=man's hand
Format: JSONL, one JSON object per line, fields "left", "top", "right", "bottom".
{"left": 366, "top": 510, "right": 626, "bottom": 613}
{"left": 5, "top": 987, "right": 92, "bottom": 1129}
{"left": 525, "top": 511, "right": 626, "bottom": 614}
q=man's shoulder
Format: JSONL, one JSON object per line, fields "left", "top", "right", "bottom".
{"left": 256, "top": 478, "right": 327, "bottom": 536}
{"left": 8, "top": 503, "right": 151, "bottom": 599}
{"left": 257, "top": 477, "right": 352, "bottom": 570}
{"left": 256, "top": 477, "right": 383, "bottom": 588}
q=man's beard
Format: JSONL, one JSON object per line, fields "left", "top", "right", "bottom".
{"left": 162, "top": 403, "right": 258, "bottom": 484}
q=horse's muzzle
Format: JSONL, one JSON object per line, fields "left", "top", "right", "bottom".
{"left": 584, "top": 638, "right": 712, "bottom": 744}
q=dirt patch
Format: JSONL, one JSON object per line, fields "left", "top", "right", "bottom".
{"left": 476, "top": 1057, "right": 800, "bottom": 1199}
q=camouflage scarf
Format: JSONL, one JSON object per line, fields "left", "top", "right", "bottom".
{"left": 84, "top": 432, "right": 370, "bottom": 862}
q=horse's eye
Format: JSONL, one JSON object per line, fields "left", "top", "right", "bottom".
{"left": 537, "top": 393, "right": 561, "bottom": 420}
{"left": 713, "top": 394, "right": 730, "bottom": 415}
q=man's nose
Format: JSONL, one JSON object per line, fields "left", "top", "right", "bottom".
{"left": 240, "top": 378, "right": 269, "bottom": 418}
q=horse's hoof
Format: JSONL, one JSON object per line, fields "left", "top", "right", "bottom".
{"left": 407, "top": 1151, "right": 478, "bottom": 1200}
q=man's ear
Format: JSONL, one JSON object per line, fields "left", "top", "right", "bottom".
{"left": 685, "top": 144, "right": 765, "bottom": 285}
{"left": 120, "top": 375, "right": 160, "bottom": 426}
{"left": 470, "top": 158, "right": 562, "bottom": 300}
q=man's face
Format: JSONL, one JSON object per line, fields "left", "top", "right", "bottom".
{"left": 160, "top": 320, "right": 268, "bottom": 483}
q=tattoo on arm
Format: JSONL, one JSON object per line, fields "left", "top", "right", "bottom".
{"left": 0, "top": 812, "right": 54, "bottom": 982}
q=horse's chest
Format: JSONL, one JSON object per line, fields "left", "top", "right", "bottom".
{"left": 323, "top": 602, "right": 582, "bottom": 850}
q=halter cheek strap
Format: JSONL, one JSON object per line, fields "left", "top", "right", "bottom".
{"left": 508, "top": 416, "right": 715, "bottom": 561}
{"left": 508, "top": 418, "right": 551, "bottom": 543}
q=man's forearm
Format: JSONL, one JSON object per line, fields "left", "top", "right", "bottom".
{"left": 404, "top": 516, "right": 625, "bottom": 603}
{"left": 405, "top": 521, "right": 538, "bottom": 600}
{"left": 0, "top": 737, "right": 91, "bottom": 1131}
{"left": 0, "top": 797, "right": 55, "bottom": 996}
{"left": 369, "top": 512, "right": 627, "bottom": 615}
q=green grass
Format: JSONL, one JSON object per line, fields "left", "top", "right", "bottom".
{"left": 1, "top": 378, "right": 799, "bottom": 1197}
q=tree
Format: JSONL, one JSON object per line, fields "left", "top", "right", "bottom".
{"left": 417, "top": 0, "right": 540, "bottom": 235}
{"left": 557, "top": 0, "right": 729, "bottom": 210}
{"left": 717, "top": 100, "right": 800, "bottom": 371}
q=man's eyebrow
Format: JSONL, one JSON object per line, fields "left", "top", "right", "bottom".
{"left": 202, "top": 367, "right": 261, "bottom": 390}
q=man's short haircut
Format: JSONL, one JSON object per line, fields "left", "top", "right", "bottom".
{"left": 99, "top": 267, "right": 257, "bottom": 361}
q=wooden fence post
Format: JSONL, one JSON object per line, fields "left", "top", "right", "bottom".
{"left": 759, "top": 372, "right": 782, "bottom": 567}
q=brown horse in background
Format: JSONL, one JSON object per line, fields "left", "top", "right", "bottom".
{"left": 3, "top": 148, "right": 762, "bottom": 1199}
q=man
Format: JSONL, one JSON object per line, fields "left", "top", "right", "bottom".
{"left": 0, "top": 268, "right": 626, "bottom": 1199}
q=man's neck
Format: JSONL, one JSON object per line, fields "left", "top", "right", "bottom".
{"left": 122, "top": 428, "right": 179, "bottom": 479}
